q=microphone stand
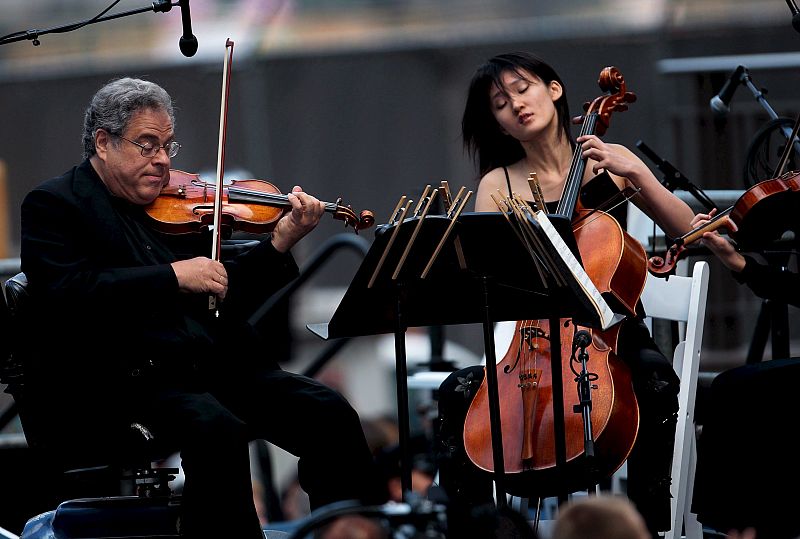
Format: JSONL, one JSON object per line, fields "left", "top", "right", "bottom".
{"left": 634, "top": 138, "right": 705, "bottom": 370}
{"left": 571, "top": 330, "right": 597, "bottom": 494}
{"left": 734, "top": 69, "right": 800, "bottom": 157}
{"left": 0, "top": 1, "right": 178, "bottom": 47}
{"left": 636, "top": 140, "right": 719, "bottom": 212}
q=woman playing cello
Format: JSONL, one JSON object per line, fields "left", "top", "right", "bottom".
{"left": 436, "top": 52, "right": 695, "bottom": 537}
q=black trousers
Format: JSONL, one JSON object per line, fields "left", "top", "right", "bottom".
{"left": 692, "top": 357, "right": 800, "bottom": 539}
{"left": 436, "top": 319, "right": 679, "bottom": 536}
{"left": 132, "top": 361, "right": 380, "bottom": 539}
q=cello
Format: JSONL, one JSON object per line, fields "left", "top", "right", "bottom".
{"left": 463, "top": 67, "right": 643, "bottom": 497}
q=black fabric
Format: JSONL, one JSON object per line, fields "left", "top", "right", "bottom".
{"left": 133, "top": 364, "right": 377, "bottom": 538}
{"left": 733, "top": 255, "right": 800, "bottom": 307}
{"left": 692, "top": 357, "right": 800, "bottom": 539}
{"left": 19, "top": 160, "right": 382, "bottom": 538}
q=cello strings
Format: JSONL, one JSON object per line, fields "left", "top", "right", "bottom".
{"left": 571, "top": 187, "right": 642, "bottom": 232}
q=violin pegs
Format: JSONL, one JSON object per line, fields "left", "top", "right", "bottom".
{"left": 625, "top": 92, "right": 637, "bottom": 103}
{"left": 572, "top": 115, "right": 584, "bottom": 125}
{"left": 582, "top": 101, "right": 591, "bottom": 112}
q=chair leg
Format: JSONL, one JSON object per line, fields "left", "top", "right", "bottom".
{"left": 682, "top": 435, "right": 703, "bottom": 539}
{"left": 509, "top": 495, "right": 529, "bottom": 515}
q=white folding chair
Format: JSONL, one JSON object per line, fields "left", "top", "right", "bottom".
{"left": 413, "top": 261, "right": 709, "bottom": 539}
{"left": 506, "top": 261, "right": 709, "bottom": 539}
{"left": 638, "top": 260, "right": 709, "bottom": 539}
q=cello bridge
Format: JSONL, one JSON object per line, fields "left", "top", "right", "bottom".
{"left": 518, "top": 369, "right": 542, "bottom": 389}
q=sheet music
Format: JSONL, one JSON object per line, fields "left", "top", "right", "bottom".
{"left": 531, "top": 211, "right": 623, "bottom": 330}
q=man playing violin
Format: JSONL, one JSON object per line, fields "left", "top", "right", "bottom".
{"left": 691, "top": 208, "right": 800, "bottom": 538}
{"left": 692, "top": 208, "right": 800, "bottom": 306}
{"left": 20, "top": 77, "right": 383, "bottom": 538}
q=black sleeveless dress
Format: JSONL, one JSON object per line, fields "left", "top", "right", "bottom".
{"left": 434, "top": 169, "right": 679, "bottom": 537}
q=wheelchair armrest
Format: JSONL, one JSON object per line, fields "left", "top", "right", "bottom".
{"left": 1, "top": 272, "right": 28, "bottom": 398}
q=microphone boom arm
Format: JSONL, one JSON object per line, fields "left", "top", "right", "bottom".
{"left": 636, "top": 140, "right": 719, "bottom": 212}
{"left": 740, "top": 75, "right": 800, "bottom": 157}
{"left": 0, "top": 0, "right": 178, "bottom": 47}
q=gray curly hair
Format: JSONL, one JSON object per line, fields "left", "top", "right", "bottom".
{"left": 82, "top": 77, "right": 175, "bottom": 159}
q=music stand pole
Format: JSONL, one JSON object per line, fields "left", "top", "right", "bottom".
{"left": 745, "top": 250, "right": 793, "bottom": 364}
{"left": 393, "top": 285, "right": 413, "bottom": 496}
{"left": 549, "top": 316, "right": 569, "bottom": 503}
{"left": 480, "top": 276, "right": 508, "bottom": 507}
{"left": 308, "top": 213, "right": 613, "bottom": 507}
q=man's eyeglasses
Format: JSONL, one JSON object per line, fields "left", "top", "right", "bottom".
{"left": 115, "top": 135, "right": 181, "bottom": 158}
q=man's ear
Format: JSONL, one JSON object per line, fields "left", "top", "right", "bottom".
{"left": 549, "top": 80, "right": 563, "bottom": 102}
{"left": 94, "top": 129, "right": 110, "bottom": 160}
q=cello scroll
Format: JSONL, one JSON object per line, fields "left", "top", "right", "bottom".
{"left": 573, "top": 67, "right": 637, "bottom": 137}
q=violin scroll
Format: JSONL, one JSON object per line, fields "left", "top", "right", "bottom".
{"left": 647, "top": 245, "right": 684, "bottom": 277}
{"left": 332, "top": 198, "right": 375, "bottom": 231}
{"left": 647, "top": 209, "right": 734, "bottom": 278}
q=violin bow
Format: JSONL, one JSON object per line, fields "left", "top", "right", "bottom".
{"left": 774, "top": 112, "right": 800, "bottom": 178}
{"left": 210, "top": 38, "right": 235, "bottom": 313}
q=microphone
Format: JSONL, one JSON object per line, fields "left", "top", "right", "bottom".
{"left": 573, "top": 330, "right": 592, "bottom": 350}
{"left": 178, "top": 0, "right": 198, "bottom": 57}
{"left": 786, "top": 0, "right": 800, "bottom": 33}
{"left": 709, "top": 65, "right": 747, "bottom": 118}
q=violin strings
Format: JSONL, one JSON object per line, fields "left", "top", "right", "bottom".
{"left": 224, "top": 184, "right": 340, "bottom": 212}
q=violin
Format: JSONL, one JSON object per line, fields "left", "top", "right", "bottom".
{"left": 144, "top": 169, "right": 374, "bottom": 236}
{"left": 648, "top": 170, "right": 800, "bottom": 277}
{"left": 146, "top": 39, "right": 373, "bottom": 242}
{"left": 177, "top": 39, "right": 373, "bottom": 313}
{"left": 463, "top": 67, "right": 641, "bottom": 496}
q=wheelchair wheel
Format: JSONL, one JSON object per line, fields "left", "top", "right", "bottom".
{"left": 743, "top": 116, "right": 799, "bottom": 188}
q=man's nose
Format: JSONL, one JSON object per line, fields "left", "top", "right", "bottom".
{"left": 152, "top": 146, "right": 170, "bottom": 164}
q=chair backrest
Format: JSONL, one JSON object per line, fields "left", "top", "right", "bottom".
{"left": 2, "top": 272, "right": 179, "bottom": 505}
{"left": 1, "top": 277, "right": 10, "bottom": 371}
{"left": 639, "top": 261, "right": 709, "bottom": 539}
{"left": 499, "top": 261, "right": 709, "bottom": 538}
{"left": 1, "top": 272, "right": 28, "bottom": 402}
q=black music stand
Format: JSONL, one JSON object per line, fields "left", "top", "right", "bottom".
{"left": 308, "top": 212, "right": 621, "bottom": 506}
{"left": 745, "top": 246, "right": 796, "bottom": 364}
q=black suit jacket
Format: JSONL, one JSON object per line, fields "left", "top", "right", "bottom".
{"left": 20, "top": 159, "right": 299, "bottom": 398}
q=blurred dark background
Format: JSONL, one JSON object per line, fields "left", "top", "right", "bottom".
{"left": 3, "top": 0, "right": 800, "bottom": 531}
